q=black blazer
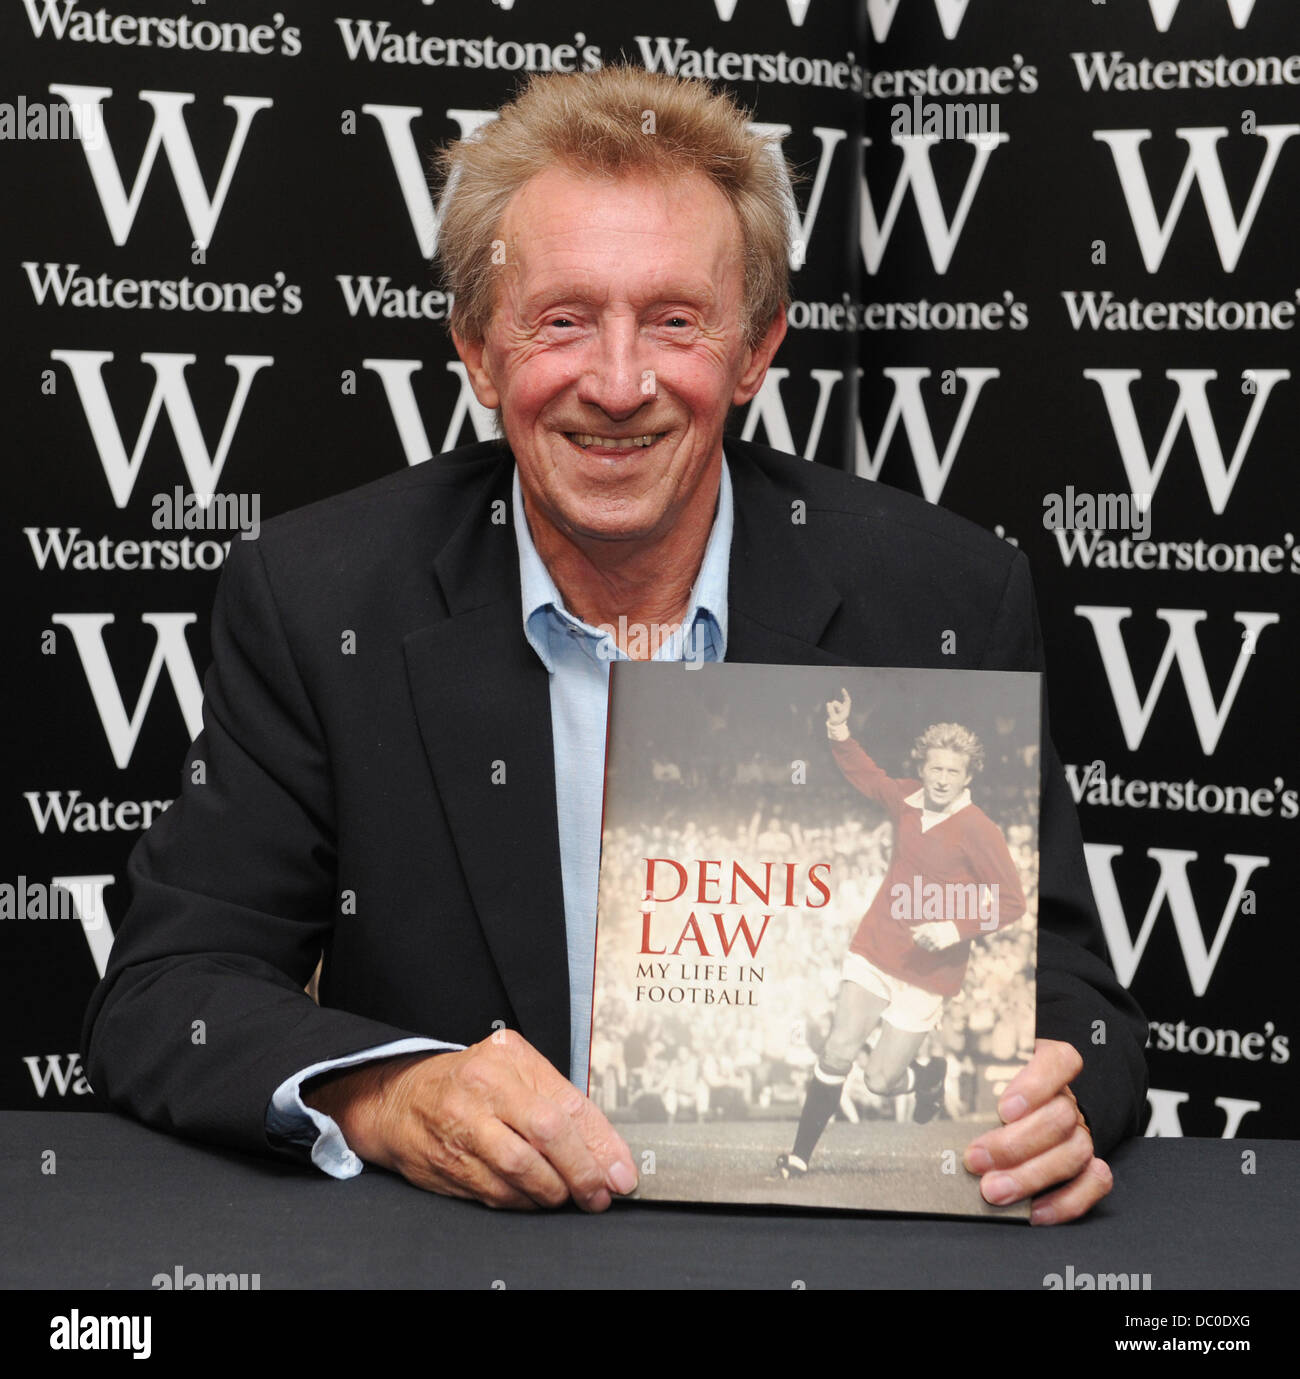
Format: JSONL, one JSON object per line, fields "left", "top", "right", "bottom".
{"left": 82, "top": 436, "right": 1148, "bottom": 1160}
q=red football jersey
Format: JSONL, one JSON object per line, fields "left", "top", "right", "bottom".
{"left": 830, "top": 736, "right": 1026, "bottom": 997}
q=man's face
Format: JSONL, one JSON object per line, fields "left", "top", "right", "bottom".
{"left": 919, "top": 749, "right": 972, "bottom": 811}
{"left": 453, "top": 164, "right": 786, "bottom": 548}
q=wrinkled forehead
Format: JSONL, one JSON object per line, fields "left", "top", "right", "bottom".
{"left": 494, "top": 164, "right": 745, "bottom": 313}
{"left": 923, "top": 748, "right": 971, "bottom": 771}
{"left": 499, "top": 160, "right": 739, "bottom": 233}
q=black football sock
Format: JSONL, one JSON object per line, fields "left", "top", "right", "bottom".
{"left": 911, "top": 1056, "right": 947, "bottom": 1123}
{"left": 911, "top": 1058, "right": 945, "bottom": 1092}
{"left": 792, "top": 1064, "right": 847, "bottom": 1165}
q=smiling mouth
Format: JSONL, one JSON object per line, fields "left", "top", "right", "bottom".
{"left": 565, "top": 432, "right": 665, "bottom": 451}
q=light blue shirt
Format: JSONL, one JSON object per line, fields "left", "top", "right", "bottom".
{"left": 266, "top": 458, "right": 733, "bottom": 1178}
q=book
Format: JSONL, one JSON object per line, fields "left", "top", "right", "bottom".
{"left": 589, "top": 661, "right": 1042, "bottom": 1219}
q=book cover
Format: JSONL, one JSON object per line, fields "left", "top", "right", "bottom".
{"left": 590, "top": 662, "right": 1042, "bottom": 1219}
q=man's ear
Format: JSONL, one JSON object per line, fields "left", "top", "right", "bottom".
{"left": 732, "top": 306, "right": 788, "bottom": 406}
{"left": 451, "top": 325, "right": 501, "bottom": 411}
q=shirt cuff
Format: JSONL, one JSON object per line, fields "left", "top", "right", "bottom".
{"left": 827, "top": 721, "right": 850, "bottom": 741}
{"left": 266, "top": 1037, "right": 464, "bottom": 1179}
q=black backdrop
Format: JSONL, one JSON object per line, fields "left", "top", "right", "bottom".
{"left": 3, "top": 0, "right": 1295, "bottom": 1138}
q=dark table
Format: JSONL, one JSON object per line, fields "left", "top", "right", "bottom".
{"left": 2, "top": 1110, "right": 1296, "bottom": 1290}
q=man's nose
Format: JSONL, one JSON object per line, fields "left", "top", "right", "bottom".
{"left": 576, "top": 319, "right": 652, "bottom": 420}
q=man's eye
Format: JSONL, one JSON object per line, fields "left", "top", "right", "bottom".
{"left": 664, "top": 316, "right": 691, "bottom": 328}
{"left": 548, "top": 317, "right": 575, "bottom": 329}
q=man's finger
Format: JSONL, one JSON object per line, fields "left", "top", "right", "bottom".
{"left": 974, "top": 1124, "right": 1095, "bottom": 1206}
{"left": 473, "top": 1116, "right": 597, "bottom": 1210}
{"left": 1030, "top": 1157, "right": 1114, "bottom": 1226}
{"left": 502, "top": 1084, "right": 619, "bottom": 1209}
{"left": 484, "top": 1031, "right": 637, "bottom": 1198}
{"left": 398, "top": 1042, "right": 610, "bottom": 1208}
{"left": 558, "top": 1085, "right": 639, "bottom": 1196}
{"left": 392, "top": 1132, "right": 540, "bottom": 1211}
{"left": 996, "top": 1037, "right": 1083, "bottom": 1123}
{"left": 964, "top": 1090, "right": 1082, "bottom": 1173}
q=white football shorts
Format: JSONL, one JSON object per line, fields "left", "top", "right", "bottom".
{"left": 841, "top": 950, "right": 945, "bottom": 1033}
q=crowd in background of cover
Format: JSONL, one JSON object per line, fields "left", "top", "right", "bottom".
{"left": 592, "top": 766, "right": 1039, "bottom": 1125}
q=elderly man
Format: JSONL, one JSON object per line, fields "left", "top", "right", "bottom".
{"left": 83, "top": 66, "right": 1146, "bottom": 1223}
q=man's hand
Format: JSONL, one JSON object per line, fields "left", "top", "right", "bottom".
{"left": 962, "top": 1037, "right": 1112, "bottom": 1225}
{"left": 912, "top": 920, "right": 961, "bottom": 952}
{"left": 826, "top": 687, "right": 852, "bottom": 728}
{"left": 302, "top": 1029, "right": 638, "bottom": 1211}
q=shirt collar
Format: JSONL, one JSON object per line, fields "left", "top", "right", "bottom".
{"left": 903, "top": 786, "right": 973, "bottom": 829}
{"left": 513, "top": 457, "right": 733, "bottom": 671}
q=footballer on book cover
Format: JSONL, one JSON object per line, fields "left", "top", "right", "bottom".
{"left": 589, "top": 662, "right": 1042, "bottom": 1219}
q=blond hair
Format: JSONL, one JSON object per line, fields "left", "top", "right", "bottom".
{"left": 431, "top": 64, "right": 794, "bottom": 350}
{"left": 912, "top": 723, "right": 985, "bottom": 774}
